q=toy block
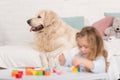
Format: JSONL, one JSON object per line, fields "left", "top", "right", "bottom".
{"left": 26, "top": 68, "right": 34, "bottom": 75}
{"left": 53, "top": 69, "right": 57, "bottom": 73}
{"left": 18, "top": 71, "right": 23, "bottom": 75}
{"left": 32, "top": 70, "right": 37, "bottom": 76}
{"left": 11, "top": 70, "right": 23, "bottom": 78}
{"left": 45, "top": 68, "right": 51, "bottom": 71}
{"left": 11, "top": 70, "right": 18, "bottom": 77}
{"left": 16, "top": 72, "right": 23, "bottom": 78}
{"left": 75, "top": 65, "right": 80, "bottom": 68}
{"left": 12, "top": 70, "right": 18, "bottom": 72}
{"left": 72, "top": 67, "right": 78, "bottom": 73}
{"left": 44, "top": 71, "right": 51, "bottom": 76}
{"left": 26, "top": 71, "right": 33, "bottom": 75}
{"left": 12, "top": 72, "right": 17, "bottom": 77}
{"left": 78, "top": 67, "right": 80, "bottom": 72}
{"left": 36, "top": 70, "right": 43, "bottom": 76}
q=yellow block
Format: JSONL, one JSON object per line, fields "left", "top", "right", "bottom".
{"left": 72, "top": 67, "right": 78, "bottom": 73}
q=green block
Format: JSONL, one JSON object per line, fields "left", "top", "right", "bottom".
{"left": 36, "top": 71, "right": 43, "bottom": 76}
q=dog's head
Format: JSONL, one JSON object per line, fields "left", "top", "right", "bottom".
{"left": 27, "top": 10, "right": 59, "bottom": 32}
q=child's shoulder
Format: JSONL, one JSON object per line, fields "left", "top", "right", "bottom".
{"left": 95, "top": 56, "right": 105, "bottom": 61}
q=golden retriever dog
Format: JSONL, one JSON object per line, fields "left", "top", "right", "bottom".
{"left": 27, "top": 10, "right": 78, "bottom": 68}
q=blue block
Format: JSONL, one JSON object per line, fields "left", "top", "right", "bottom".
{"left": 78, "top": 68, "right": 80, "bottom": 72}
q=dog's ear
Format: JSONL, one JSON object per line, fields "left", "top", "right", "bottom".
{"left": 44, "top": 10, "right": 59, "bottom": 27}
{"left": 38, "top": 10, "right": 47, "bottom": 19}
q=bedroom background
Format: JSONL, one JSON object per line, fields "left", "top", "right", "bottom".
{"left": 0, "top": 0, "right": 120, "bottom": 45}
{"left": 0, "top": 0, "right": 120, "bottom": 80}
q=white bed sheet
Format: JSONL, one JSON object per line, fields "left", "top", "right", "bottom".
{"left": 108, "top": 56, "right": 120, "bottom": 80}
{"left": 104, "top": 37, "right": 120, "bottom": 80}
{"left": 0, "top": 45, "right": 42, "bottom": 68}
{"left": 0, "top": 67, "right": 108, "bottom": 80}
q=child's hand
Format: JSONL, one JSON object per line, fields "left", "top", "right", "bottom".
{"left": 72, "top": 57, "right": 81, "bottom": 66}
{"left": 58, "top": 53, "right": 66, "bottom": 65}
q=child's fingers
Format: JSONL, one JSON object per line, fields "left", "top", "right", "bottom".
{"left": 58, "top": 53, "right": 65, "bottom": 65}
{"left": 72, "top": 59, "right": 77, "bottom": 66}
{"left": 72, "top": 58, "right": 80, "bottom": 66}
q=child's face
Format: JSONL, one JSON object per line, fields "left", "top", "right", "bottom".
{"left": 77, "top": 36, "right": 90, "bottom": 56}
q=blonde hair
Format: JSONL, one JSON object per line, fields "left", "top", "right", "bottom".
{"left": 76, "top": 26, "right": 108, "bottom": 72}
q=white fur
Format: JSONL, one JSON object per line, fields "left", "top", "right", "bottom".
{"left": 27, "top": 10, "right": 78, "bottom": 68}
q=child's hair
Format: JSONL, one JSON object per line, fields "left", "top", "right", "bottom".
{"left": 76, "top": 26, "right": 108, "bottom": 72}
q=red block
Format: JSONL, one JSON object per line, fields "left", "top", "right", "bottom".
{"left": 16, "top": 72, "right": 23, "bottom": 78}
{"left": 18, "top": 71, "right": 23, "bottom": 75}
{"left": 53, "top": 69, "right": 57, "bottom": 73}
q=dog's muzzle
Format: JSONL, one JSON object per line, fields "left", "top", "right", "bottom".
{"left": 30, "top": 25, "right": 44, "bottom": 32}
{"left": 27, "top": 19, "right": 44, "bottom": 32}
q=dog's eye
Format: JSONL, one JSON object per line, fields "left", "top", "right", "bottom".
{"left": 37, "top": 16, "right": 41, "bottom": 18}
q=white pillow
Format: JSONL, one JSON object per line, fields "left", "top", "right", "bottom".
{"left": 0, "top": 45, "right": 42, "bottom": 68}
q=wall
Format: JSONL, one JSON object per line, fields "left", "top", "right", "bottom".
{"left": 0, "top": 0, "right": 120, "bottom": 45}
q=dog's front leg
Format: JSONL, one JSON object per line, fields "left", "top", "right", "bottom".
{"left": 39, "top": 53, "right": 48, "bottom": 68}
{"left": 48, "top": 52, "right": 62, "bottom": 68}
{"left": 48, "top": 54, "right": 55, "bottom": 68}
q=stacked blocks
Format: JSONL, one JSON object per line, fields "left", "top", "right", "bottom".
{"left": 11, "top": 67, "right": 65, "bottom": 79}
{"left": 12, "top": 70, "right": 18, "bottom": 77}
{"left": 11, "top": 67, "right": 51, "bottom": 79}
{"left": 44, "top": 68, "right": 51, "bottom": 76}
{"left": 72, "top": 65, "right": 80, "bottom": 73}
{"left": 25, "top": 67, "right": 51, "bottom": 76}
{"left": 12, "top": 70, "right": 23, "bottom": 78}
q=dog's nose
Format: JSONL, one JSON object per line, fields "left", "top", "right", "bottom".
{"left": 27, "top": 19, "right": 31, "bottom": 24}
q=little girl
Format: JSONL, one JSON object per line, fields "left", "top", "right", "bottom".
{"left": 59, "top": 26, "right": 108, "bottom": 73}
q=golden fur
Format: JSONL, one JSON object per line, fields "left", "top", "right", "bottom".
{"left": 27, "top": 10, "right": 78, "bottom": 67}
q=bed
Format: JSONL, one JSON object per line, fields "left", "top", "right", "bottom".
{"left": 0, "top": 37, "right": 120, "bottom": 80}
{"left": 0, "top": 45, "right": 42, "bottom": 68}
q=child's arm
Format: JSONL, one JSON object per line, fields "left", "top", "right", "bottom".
{"left": 91, "top": 56, "right": 106, "bottom": 73}
{"left": 72, "top": 57, "right": 94, "bottom": 70}
{"left": 59, "top": 47, "right": 80, "bottom": 67}
{"left": 72, "top": 56, "right": 106, "bottom": 73}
